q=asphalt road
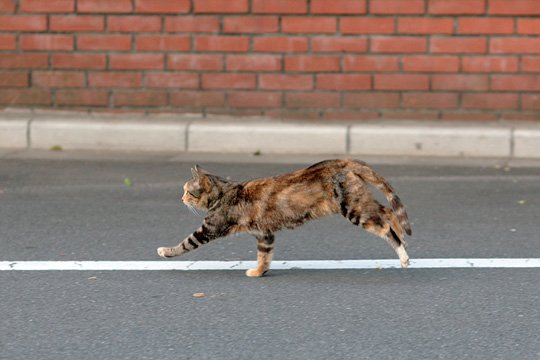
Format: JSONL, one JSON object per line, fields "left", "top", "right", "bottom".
{"left": 1, "top": 152, "right": 539, "bottom": 360}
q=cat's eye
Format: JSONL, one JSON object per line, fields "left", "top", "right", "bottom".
{"left": 187, "top": 191, "right": 199, "bottom": 198}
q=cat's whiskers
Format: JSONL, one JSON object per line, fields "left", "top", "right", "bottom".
{"left": 186, "top": 203, "right": 201, "bottom": 216}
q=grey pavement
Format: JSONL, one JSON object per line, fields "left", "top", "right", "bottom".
{"left": 0, "top": 153, "right": 539, "bottom": 359}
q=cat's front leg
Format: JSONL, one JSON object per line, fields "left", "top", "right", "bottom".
{"left": 157, "top": 221, "right": 219, "bottom": 258}
{"left": 246, "top": 233, "right": 275, "bottom": 277}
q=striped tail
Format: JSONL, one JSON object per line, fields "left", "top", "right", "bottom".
{"left": 352, "top": 160, "right": 412, "bottom": 236}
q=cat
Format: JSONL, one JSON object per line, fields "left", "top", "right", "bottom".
{"left": 157, "top": 159, "right": 411, "bottom": 277}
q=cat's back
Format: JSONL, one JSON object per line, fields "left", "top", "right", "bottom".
{"left": 243, "top": 159, "right": 348, "bottom": 195}
{"left": 233, "top": 160, "right": 354, "bottom": 231}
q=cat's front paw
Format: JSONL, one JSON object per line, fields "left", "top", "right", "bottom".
{"left": 157, "top": 247, "right": 174, "bottom": 258}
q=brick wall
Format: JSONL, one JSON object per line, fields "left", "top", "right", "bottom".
{"left": 1, "top": 0, "right": 539, "bottom": 121}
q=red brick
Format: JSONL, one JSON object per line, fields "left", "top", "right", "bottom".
{"left": 462, "top": 93, "right": 518, "bottom": 109}
{"left": 517, "top": 19, "right": 540, "bottom": 34}
{"left": 194, "top": 0, "right": 248, "bottom": 13}
{"left": 374, "top": 74, "right": 429, "bottom": 90}
{"left": 370, "top": 36, "right": 427, "bottom": 53}
{"left": 223, "top": 16, "right": 279, "bottom": 33}
{"left": 21, "top": 34, "right": 73, "bottom": 50}
{"left": 403, "top": 56, "right": 459, "bottom": 72}
{"left": 56, "top": 90, "right": 108, "bottom": 106}
{"left": 170, "top": 91, "right": 225, "bottom": 107}
{"left": 0, "top": 15, "right": 46, "bottom": 31}
{"left": 253, "top": 36, "right": 308, "bottom": 52}
{"left": 489, "top": 0, "right": 540, "bottom": 15}
{"left": 343, "top": 55, "right": 399, "bottom": 72}
{"left": 462, "top": 56, "right": 518, "bottom": 72}
{"left": 145, "top": 72, "right": 199, "bottom": 89}
{"left": 490, "top": 38, "right": 540, "bottom": 54}
{"left": 259, "top": 74, "right": 313, "bottom": 90}
{"left": 0, "top": 0, "right": 16, "bottom": 12}
{"left": 316, "top": 74, "right": 371, "bottom": 90}
{"left": 323, "top": 110, "right": 379, "bottom": 120}
{"left": 89, "top": 72, "right": 143, "bottom": 88}
{"left": 78, "top": 35, "right": 132, "bottom": 51}
{"left": 370, "top": 0, "right": 425, "bottom": 14}
{"left": 228, "top": 91, "right": 282, "bottom": 108}
{"left": 501, "top": 112, "right": 540, "bottom": 121}
{"left": 311, "top": 0, "right": 366, "bottom": 14}
{"left": 286, "top": 92, "right": 340, "bottom": 108}
{"left": 441, "top": 112, "right": 498, "bottom": 121}
{"left": 491, "top": 75, "right": 540, "bottom": 91}
{"left": 78, "top": 0, "right": 132, "bottom": 13}
{"left": 32, "top": 71, "right": 84, "bottom": 88}
{"left": 344, "top": 92, "right": 401, "bottom": 108}
{"left": 522, "top": 94, "right": 540, "bottom": 110}
{"left": 135, "top": 0, "right": 190, "bottom": 13}
{"left": 113, "top": 91, "right": 168, "bottom": 107}
{"left": 265, "top": 109, "right": 321, "bottom": 120}
{"left": 252, "top": 0, "right": 307, "bottom": 14}
{"left": 165, "top": 16, "right": 220, "bottom": 32}
{"left": 311, "top": 37, "right": 367, "bottom": 53}
{"left": 226, "top": 55, "right": 281, "bottom": 72}
{"left": 51, "top": 54, "right": 106, "bottom": 69}
{"left": 136, "top": 35, "right": 191, "bottom": 51}
{"left": 168, "top": 54, "right": 223, "bottom": 71}
{"left": 431, "top": 37, "right": 487, "bottom": 54}
{"left": 381, "top": 110, "right": 440, "bottom": 120}
{"left": 429, "top": 0, "right": 485, "bottom": 14}
{"left": 282, "top": 17, "right": 336, "bottom": 33}
{"left": 0, "top": 34, "right": 16, "bottom": 50}
{"left": 201, "top": 73, "right": 256, "bottom": 89}
{"left": 195, "top": 36, "right": 249, "bottom": 52}
{"left": 109, "top": 54, "right": 164, "bottom": 70}
{"left": 522, "top": 57, "right": 540, "bottom": 72}
{"left": 0, "top": 54, "right": 48, "bottom": 69}
{"left": 50, "top": 16, "right": 104, "bottom": 32}
{"left": 341, "top": 18, "right": 395, "bottom": 34}
{"left": 458, "top": 18, "right": 513, "bottom": 34}
{"left": 431, "top": 74, "right": 489, "bottom": 90}
{"left": 403, "top": 92, "right": 458, "bottom": 109}
{"left": 108, "top": 16, "right": 161, "bottom": 32}
{"left": 20, "top": 0, "right": 73, "bottom": 12}
{"left": 285, "top": 55, "right": 340, "bottom": 72}
{"left": 0, "top": 72, "right": 29, "bottom": 87}
{"left": 0, "top": 89, "right": 51, "bottom": 105}
{"left": 398, "top": 18, "right": 454, "bottom": 34}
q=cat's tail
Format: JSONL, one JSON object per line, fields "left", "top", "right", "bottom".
{"left": 351, "top": 160, "right": 412, "bottom": 236}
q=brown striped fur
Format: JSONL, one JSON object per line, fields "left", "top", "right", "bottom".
{"left": 157, "top": 159, "right": 411, "bottom": 277}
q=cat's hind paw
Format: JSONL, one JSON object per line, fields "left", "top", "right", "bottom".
{"left": 400, "top": 256, "right": 410, "bottom": 268}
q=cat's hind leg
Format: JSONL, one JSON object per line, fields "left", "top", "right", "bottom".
{"left": 246, "top": 233, "right": 275, "bottom": 277}
{"left": 346, "top": 203, "right": 410, "bottom": 268}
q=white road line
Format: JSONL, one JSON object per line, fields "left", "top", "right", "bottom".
{"left": 1, "top": 259, "right": 539, "bottom": 271}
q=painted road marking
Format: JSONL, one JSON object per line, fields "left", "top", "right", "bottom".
{"left": 1, "top": 259, "right": 539, "bottom": 271}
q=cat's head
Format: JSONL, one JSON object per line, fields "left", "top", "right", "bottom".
{"left": 182, "top": 165, "right": 227, "bottom": 211}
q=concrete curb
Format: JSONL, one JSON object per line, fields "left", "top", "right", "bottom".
{"left": 0, "top": 111, "right": 539, "bottom": 158}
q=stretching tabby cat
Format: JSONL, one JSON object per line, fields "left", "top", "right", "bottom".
{"left": 157, "top": 159, "right": 411, "bottom": 277}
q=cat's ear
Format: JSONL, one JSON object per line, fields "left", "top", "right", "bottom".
{"left": 191, "top": 165, "right": 208, "bottom": 179}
